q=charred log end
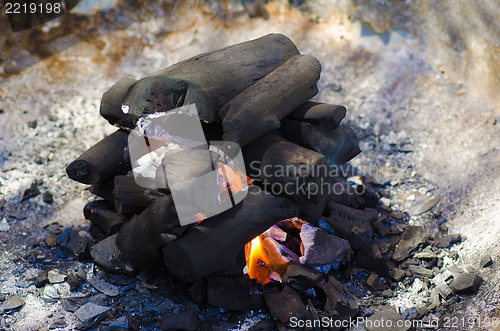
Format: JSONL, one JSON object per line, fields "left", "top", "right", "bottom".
{"left": 99, "top": 77, "right": 136, "bottom": 125}
{"left": 66, "top": 160, "right": 96, "bottom": 185}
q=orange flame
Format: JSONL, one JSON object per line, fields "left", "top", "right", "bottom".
{"left": 245, "top": 235, "right": 272, "bottom": 284}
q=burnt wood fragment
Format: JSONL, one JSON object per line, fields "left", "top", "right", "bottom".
{"left": 116, "top": 195, "right": 180, "bottom": 269}
{"left": 56, "top": 228, "right": 94, "bottom": 260}
{"left": 100, "top": 33, "right": 300, "bottom": 126}
{"left": 263, "top": 285, "right": 310, "bottom": 325}
{"left": 299, "top": 223, "right": 352, "bottom": 267}
{"left": 66, "top": 130, "right": 130, "bottom": 185}
{"left": 282, "top": 263, "right": 324, "bottom": 292}
{"left": 320, "top": 275, "right": 359, "bottom": 330}
{"left": 162, "top": 186, "right": 299, "bottom": 282}
{"left": 221, "top": 54, "right": 321, "bottom": 146}
{"left": 83, "top": 200, "right": 128, "bottom": 236}
{"left": 392, "top": 226, "right": 429, "bottom": 262}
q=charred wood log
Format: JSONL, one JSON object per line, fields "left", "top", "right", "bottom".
{"left": 243, "top": 133, "right": 328, "bottom": 221}
{"left": 66, "top": 130, "right": 130, "bottom": 185}
{"left": 116, "top": 195, "right": 181, "bottom": 269}
{"left": 89, "top": 178, "right": 115, "bottom": 203}
{"left": 221, "top": 54, "right": 321, "bottom": 146}
{"left": 280, "top": 119, "right": 361, "bottom": 165}
{"left": 100, "top": 33, "right": 300, "bottom": 127}
{"left": 83, "top": 200, "right": 128, "bottom": 236}
{"left": 113, "top": 173, "right": 168, "bottom": 215}
{"left": 162, "top": 185, "right": 299, "bottom": 282}
{"left": 286, "top": 102, "right": 346, "bottom": 129}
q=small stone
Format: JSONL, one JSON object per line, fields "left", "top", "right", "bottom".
{"left": 109, "top": 316, "right": 129, "bottom": 330}
{"left": 42, "top": 191, "right": 54, "bottom": 204}
{"left": 88, "top": 278, "right": 120, "bottom": 297}
{"left": 0, "top": 296, "right": 25, "bottom": 310}
{"left": 22, "top": 181, "right": 41, "bottom": 201}
{"left": 66, "top": 274, "right": 81, "bottom": 291}
{"left": 382, "top": 289, "right": 393, "bottom": 298}
{"left": 45, "top": 236, "right": 57, "bottom": 246}
{"left": 48, "top": 270, "right": 66, "bottom": 283}
{"left": 36, "top": 270, "right": 49, "bottom": 288}
{"left": 159, "top": 308, "right": 199, "bottom": 331}
{"left": 56, "top": 228, "right": 93, "bottom": 260}
{"left": 61, "top": 298, "right": 78, "bottom": 312}
{"left": 74, "top": 302, "right": 111, "bottom": 325}
{"left": 435, "top": 234, "right": 461, "bottom": 248}
{"left": 392, "top": 226, "right": 429, "bottom": 261}
{"left": 0, "top": 218, "right": 10, "bottom": 232}
{"left": 366, "top": 273, "right": 379, "bottom": 288}
{"left": 451, "top": 273, "right": 482, "bottom": 294}
{"left": 408, "top": 265, "right": 434, "bottom": 278}
{"left": 390, "top": 268, "right": 406, "bottom": 282}
{"left": 480, "top": 255, "right": 493, "bottom": 268}
{"left": 365, "top": 308, "right": 410, "bottom": 331}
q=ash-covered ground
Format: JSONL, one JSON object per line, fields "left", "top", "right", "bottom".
{"left": 0, "top": 0, "right": 499, "bottom": 330}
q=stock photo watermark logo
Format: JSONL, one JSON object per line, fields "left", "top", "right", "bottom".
{"left": 128, "top": 104, "right": 248, "bottom": 226}
{"left": 4, "top": 0, "right": 79, "bottom": 32}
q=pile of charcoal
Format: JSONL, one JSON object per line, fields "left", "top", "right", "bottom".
{"left": 57, "top": 34, "right": 486, "bottom": 329}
